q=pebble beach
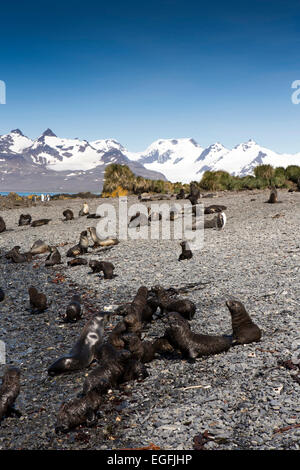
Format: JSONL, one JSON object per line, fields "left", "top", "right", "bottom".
{"left": 0, "top": 189, "right": 299, "bottom": 450}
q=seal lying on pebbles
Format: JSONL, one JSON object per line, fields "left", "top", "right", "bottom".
{"left": 0, "top": 217, "right": 6, "bottom": 233}
{"left": 18, "top": 214, "right": 32, "bottom": 226}
{"left": 87, "top": 227, "right": 103, "bottom": 248}
{"left": 226, "top": 300, "right": 262, "bottom": 345}
{"left": 31, "top": 219, "right": 51, "bottom": 227}
{"left": 178, "top": 241, "right": 193, "bottom": 261}
{"left": 63, "top": 209, "right": 74, "bottom": 221}
{"left": 0, "top": 367, "right": 21, "bottom": 422}
{"left": 152, "top": 286, "right": 196, "bottom": 320}
{"left": 78, "top": 202, "right": 89, "bottom": 216}
{"left": 87, "top": 213, "right": 101, "bottom": 219}
{"left": 61, "top": 294, "right": 82, "bottom": 323}
{"left": 30, "top": 240, "right": 50, "bottom": 255}
{"left": 0, "top": 288, "right": 4, "bottom": 302}
{"left": 48, "top": 314, "right": 107, "bottom": 376}
{"left": 122, "top": 332, "right": 162, "bottom": 363}
{"left": 66, "top": 231, "right": 89, "bottom": 257}
{"left": 6, "top": 246, "right": 32, "bottom": 263}
{"left": 67, "top": 258, "right": 88, "bottom": 267}
{"left": 89, "top": 260, "right": 115, "bottom": 279}
{"left": 164, "top": 312, "right": 232, "bottom": 359}
{"left": 45, "top": 246, "right": 62, "bottom": 266}
{"left": 128, "top": 212, "right": 149, "bottom": 228}
{"left": 204, "top": 205, "right": 227, "bottom": 214}
{"left": 55, "top": 390, "right": 102, "bottom": 433}
{"left": 28, "top": 287, "right": 48, "bottom": 313}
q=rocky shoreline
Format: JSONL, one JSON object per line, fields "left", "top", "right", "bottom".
{"left": 0, "top": 190, "right": 299, "bottom": 450}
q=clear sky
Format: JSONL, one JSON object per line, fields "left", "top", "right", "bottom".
{"left": 1, "top": 0, "right": 300, "bottom": 152}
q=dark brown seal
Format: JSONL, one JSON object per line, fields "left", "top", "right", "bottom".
{"left": 89, "top": 260, "right": 115, "bottom": 279}
{"left": 186, "top": 183, "right": 200, "bottom": 206}
{"left": 63, "top": 209, "right": 74, "bottom": 221}
{"left": 266, "top": 188, "right": 281, "bottom": 204}
{"left": 18, "top": 214, "right": 32, "bottom": 226}
{"left": 48, "top": 314, "right": 107, "bottom": 376}
{"left": 122, "top": 333, "right": 159, "bottom": 363}
{"left": 31, "top": 219, "right": 51, "bottom": 227}
{"left": 0, "top": 288, "right": 4, "bottom": 302}
{"left": 152, "top": 286, "right": 196, "bottom": 320}
{"left": 67, "top": 258, "right": 88, "bottom": 267}
{"left": 6, "top": 246, "right": 32, "bottom": 263}
{"left": 45, "top": 246, "right": 62, "bottom": 267}
{"left": 0, "top": 366, "right": 21, "bottom": 421}
{"left": 226, "top": 300, "right": 262, "bottom": 345}
{"left": 178, "top": 241, "right": 193, "bottom": 261}
{"left": 28, "top": 287, "right": 48, "bottom": 313}
{"left": 164, "top": 312, "right": 232, "bottom": 359}
{"left": 55, "top": 390, "right": 102, "bottom": 433}
{"left": 62, "top": 294, "right": 82, "bottom": 323}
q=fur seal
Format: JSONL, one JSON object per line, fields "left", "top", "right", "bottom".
{"left": 164, "top": 312, "right": 232, "bottom": 359}
{"left": 86, "top": 213, "right": 101, "bottom": 219}
{"left": 226, "top": 300, "right": 262, "bottom": 345}
{"left": 62, "top": 294, "right": 82, "bottom": 323}
{"left": 204, "top": 205, "right": 227, "bottom": 214}
{"left": 18, "top": 214, "right": 32, "bottom": 226}
{"left": 7, "top": 246, "right": 32, "bottom": 263}
{"left": 48, "top": 314, "right": 107, "bottom": 376}
{"left": 67, "top": 258, "right": 88, "bottom": 267}
{"left": 89, "top": 260, "right": 115, "bottom": 279}
{"left": 63, "top": 209, "right": 74, "bottom": 221}
{"left": 30, "top": 240, "right": 50, "bottom": 255}
{"left": 152, "top": 286, "right": 196, "bottom": 320}
{"left": 122, "top": 333, "right": 160, "bottom": 363}
{"left": 187, "top": 183, "right": 200, "bottom": 206}
{"left": 176, "top": 189, "right": 185, "bottom": 200}
{"left": 0, "top": 367, "right": 21, "bottom": 421}
{"left": 0, "top": 288, "right": 4, "bottom": 302}
{"left": 0, "top": 217, "right": 6, "bottom": 233}
{"left": 266, "top": 188, "right": 281, "bottom": 204}
{"left": 178, "top": 241, "right": 193, "bottom": 261}
{"left": 55, "top": 390, "right": 102, "bottom": 433}
{"left": 87, "top": 226, "right": 102, "bottom": 248}
{"left": 28, "top": 287, "right": 48, "bottom": 313}
{"left": 45, "top": 246, "right": 62, "bottom": 266}
{"left": 128, "top": 212, "right": 149, "bottom": 228}
{"left": 82, "top": 342, "right": 132, "bottom": 395}
{"left": 31, "top": 219, "right": 51, "bottom": 227}
{"left": 78, "top": 202, "right": 89, "bottom": 216}
{"left": 66, "top": 230, "right": 89, "bottom": 257}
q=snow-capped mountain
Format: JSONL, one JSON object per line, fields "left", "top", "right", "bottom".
{"left": 1, "top": 129, "right": 300, "bottom": 191}
{"left": 125, "top": 137, "right": 300, "bottom": 183}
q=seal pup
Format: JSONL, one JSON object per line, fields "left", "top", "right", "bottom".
{"left": 28, "top": 287, "right": 48, "bottom": 313}
{"left": 0, "top": 288, "right": 4, "bottom": 302}
{"left": 66, "top": 230, "right": 89, "bottom": 257}
{"left": 165, "top": 312, "right": 232, "bottom": 360}
{"left": 31, "top": 219, "right": 51, "bottom": 227}
{"left": 178, "top": 241, "right": 193, "bottom": 261}
{"left": 152, "top": 286, "right": 196, "bottom": 320}
{"left": 55, "top": 390, "right": 102, "bottom": 433}
{"left": 176, "top": 189, "right": 185, "bottom": 200}
{"left": 0, "top": 367, "right": 21, "bottom": 421}
{"left": 48, "top": 314, "right": 108, "bottom": 376}
{"left": 0, "top": 217, "right": 6, "bottom": 233}
{"left": 7, "top": 246, "right": 32, "bottom": 263}
{"left": 226, "top": 300, "right": 262, "bottom": 345}
{"left": 266, "top": 188, "right": 281, "bottom": 204}
{"left": 30, "top": 240, "right": 50, "bottom": 255}
{"left": 204, "top": 205, "right": 227, "bottom": 214}
{"left": 89, "top": 260, "right": 115, "bottom": 279}
{"left": 18, "top": 214, "right": 32, "bottom": 226}
{"left": 186, "top": 183, "right": 200, "bottom": 206}
{"left": 128, "top": 211, "right": 149, "bottom": 228}
{"left": 5, "top": 246, "right": 21, "bottom": 260}
{"left": 78, "top": 202, "right": 89, "bottom": 217}
{"left": 82, "top": 342, "right": 132, "bottom": 395}
{"left": 45, "top": 246, "right": 62, "bottom": 266}
{"left": 63, "top": 209, "right": 74, "bottom": 221}
{"left": 67, "top": 258, "right": 88, "bottom": 267}
{"left": 122, "top": 333, "right": 160, "bottom": 363}
{"left": 61, "top": 294, "right": 82, "bottom": 323}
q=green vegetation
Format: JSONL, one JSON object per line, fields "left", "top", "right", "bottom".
{"left": 101, "top": 163, "right": 300, "bottom": 196}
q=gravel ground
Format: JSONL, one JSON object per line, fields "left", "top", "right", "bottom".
{"left": 0, "top": 190, "right": 299, "bottom": 450}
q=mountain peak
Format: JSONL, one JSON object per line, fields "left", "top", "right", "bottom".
{"left": 42, "top": 128, "right": 57, "bottom": 137}
{"left": 11, "top": 129, "right": 24, "bottom": 136}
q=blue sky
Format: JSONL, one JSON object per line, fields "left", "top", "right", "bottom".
{"left": 1, "top": 0, "right": 300, "bottom": 152}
